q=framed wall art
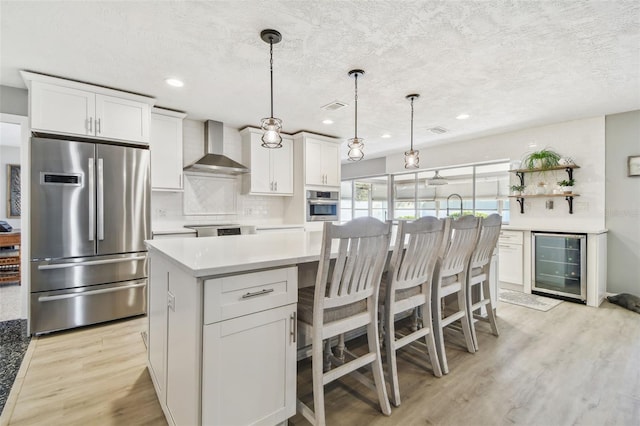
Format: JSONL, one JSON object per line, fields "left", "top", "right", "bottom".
{"left": 629, "top": 155, "right": 640, "bottom": 177}
{"left": 7, "top": 164, "right": 20, "bottom": 217}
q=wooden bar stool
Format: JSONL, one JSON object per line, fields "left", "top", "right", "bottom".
{"left": 431, "top": 215, "right": 480, "bottom": 374}
{"left": 296, "top": 217, "right": 392, "bottom": 426}
{"left": 467, "top": 213, "right": 502, "bottom": 351}
{"left": 379, "top": 216, "right": 444, "bottom": 407}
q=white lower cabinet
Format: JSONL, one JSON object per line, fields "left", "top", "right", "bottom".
{"left": 202, "top": 304, "right": 297, "bottom": 426}
{"left": 498, "top": 231, "right": 524, "bottom": 285}
{"left": 147, "top": 251, "right": 297, "bottom": 426}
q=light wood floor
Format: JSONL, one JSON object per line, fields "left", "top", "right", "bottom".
{"left": 2, "top": 300, "right": 639, "bottom": 426}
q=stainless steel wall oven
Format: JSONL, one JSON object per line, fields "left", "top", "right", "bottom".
{"left": 306, "top": 190, "right": 339, "bottom": 222}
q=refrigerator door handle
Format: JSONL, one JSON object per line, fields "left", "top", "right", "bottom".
{"left": 97, "top": 158, "right": 105, "bottom": 241}
{"left": 37, "top": 255, "right": 147, "bottom": 270}
{"left": 88, "top": 158, "right": 95, "bottom": 241}
{"left": 38, "top": 282, "right": 146, "bottom": 302}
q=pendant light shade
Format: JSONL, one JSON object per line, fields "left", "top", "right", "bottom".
{"left": 427, "top": 170, "right": 449, "bottom": 186}
{"left": 404, "top": 94, "right": 420, "bottom": 169}
{"left": 260, "top": 29, "right": 283, "bottom": 148}
{"left": 347, "top": 69, "right": 365, "bottom": 162}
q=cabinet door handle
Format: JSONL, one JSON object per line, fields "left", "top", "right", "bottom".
{"left": 167, "top": 291, "right": 175, "bottom": 312}
{"left": 96, "top": 118, "right": 101, "bottom": 134}
{"left": 88, "top": 117, "right": 93, "bottom": 133}
{"left": 290, "top": 311, "right": 297, "bottom": 343}
{"left": 38, "top": 282, "right": 146, "bottom": 302}
{"left": 275, "top": 181, "right": 278, "bottom": 191}
{"left": 241, "top": 288, "right": 274, "bottom": 299}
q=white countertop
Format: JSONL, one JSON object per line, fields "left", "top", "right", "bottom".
{"left": 152, "top": 221, "right": 305, "bottom": 235}
{"left": 502, "top": 225, "right": 608, "bottom": 234}
{"left": 146, "top": 231, "right": 325, "bottom": 277}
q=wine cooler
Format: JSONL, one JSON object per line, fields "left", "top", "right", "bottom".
{"left": 532, "top": 232, "right": 586, "bottom": 303}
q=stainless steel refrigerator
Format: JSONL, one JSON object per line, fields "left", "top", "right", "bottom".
{"left": 30, "top": 136, "right": 150, "bottom": 334}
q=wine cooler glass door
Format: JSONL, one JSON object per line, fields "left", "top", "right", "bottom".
{"left": 532, "top": 233, "right": 586, "bottom": 302}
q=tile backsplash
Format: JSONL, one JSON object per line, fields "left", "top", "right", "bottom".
{"left": 151, "top": 119, "right": 287, "bottom": 227}
{"left": 152, "top": 189, "right": 285, "bottom": 225}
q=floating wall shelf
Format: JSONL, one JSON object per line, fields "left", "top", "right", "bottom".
{"left": 509, "top": 164, "right": 580, "bottom": 214}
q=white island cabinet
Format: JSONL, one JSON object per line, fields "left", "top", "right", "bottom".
{"left": 146, "top": 234, "right": 308, "bottom": 426}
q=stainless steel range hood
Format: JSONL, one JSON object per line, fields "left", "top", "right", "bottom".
{"left": 183, "top": 120, "right": 249, "bottom": 175}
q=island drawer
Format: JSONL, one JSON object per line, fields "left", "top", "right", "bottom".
{"left": 204, "top": 266, "right": 298, "bottom": 324}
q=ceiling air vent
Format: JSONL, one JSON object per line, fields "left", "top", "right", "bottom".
{"left": 321, "top": 101, "right": 348, "bottom": 111}
{"left": 427, "top": 126, "right": 448, "bottom": 135}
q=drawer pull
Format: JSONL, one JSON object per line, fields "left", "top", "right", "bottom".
{"left": 290, "top": 311, "right": 297, "bottom": 343}
{"left": 241, "top": 288, "right": 274, "bottom": 299}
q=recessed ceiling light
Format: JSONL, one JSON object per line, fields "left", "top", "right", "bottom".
{"left": 322, "top": 119, "right": 333, "bottom": 125}
{"left": 381, "top": 133, "right": 391, "bottom": 138}
{"left": 165, "top": 78, "right": 184, "bottom": 87}
{"left": 456, "top": 113, "right": 470, "bottom": 120}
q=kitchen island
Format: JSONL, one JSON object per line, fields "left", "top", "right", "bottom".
{"left": 145, "top": 231, "right": 327, "bottom": 426}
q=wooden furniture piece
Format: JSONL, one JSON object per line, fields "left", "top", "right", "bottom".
{"left": 296, "top": 217, "right": 392, "bottom": 425}
{"left": 380, "top": 216, "right": 444, "bottom": 407}
{"left": 431, "top": 216, "right": 479, "bottom": 374}
{"left": 0, "top": 232, "right": 21, "bottom": 284}
{"left": 467, "top": 214, "right": 502, "bottom": 351}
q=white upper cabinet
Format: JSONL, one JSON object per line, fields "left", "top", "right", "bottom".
{"left": 150, "top": 108, "right": 186, "bottom": 191}
{"left": 30, "top": 82, "right": 95, "bottom": 136}
{"left": 23, "top": 71, "right": 154, "bottom": 144}
{"left": 95, "top": 94, "right": 150, "bottom": 143}
{"left": 241, "top": 128, "right": 293, "bottom": 196}
{"left": 304, "top": 137, "right": 340, "bottom": 187}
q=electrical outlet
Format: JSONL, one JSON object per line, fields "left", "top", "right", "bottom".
{"left": 158, "top": 208, "right": 167, "bottom": 217}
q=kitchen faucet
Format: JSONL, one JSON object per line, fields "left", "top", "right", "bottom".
{"left": 446, "top": 193, "right": 463, "bottom": 217}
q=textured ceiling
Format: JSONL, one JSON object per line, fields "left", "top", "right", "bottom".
{"left": 1, "top": 1, "right": 639, "bottom": 161}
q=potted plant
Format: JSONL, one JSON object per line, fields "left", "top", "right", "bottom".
{"left": 522, "top": 148, "right": 562, "bottom": 170}
{"left": 510, "top": 184, "right": 525, "bottom": 196}
{"left": 557, "top": 179, "right": 575, "bottom": 194}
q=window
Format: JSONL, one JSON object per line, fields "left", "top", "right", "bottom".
{"left": 340, "top": 176, "right": 388, "bottom": 221}
{"left": 341, "top": 161, "right": 511, "bottom": 223}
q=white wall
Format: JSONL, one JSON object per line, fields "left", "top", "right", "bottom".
{"left": 605, "top": 110, "right": 640, "bottom": 295}
{"left": 151, "top": 119, "right": 286, "bottom": 226}
{"left": 0, "top": 145, "right": 21, "bottom": 229}
{"left": 384, "top": 116, "right": 606, "bottom": 231}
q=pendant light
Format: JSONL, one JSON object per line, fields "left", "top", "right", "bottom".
{"left": 427, "top": 170, "right": 448, "bottom": 186}
{"left": 404, "top": 94, "right": 420, "bottom": 169}
{"left": 260, "top": 29, "right": 283, "bottom": 148}
{"left": 347, "top": 69, "right": 365, "bottom": 161}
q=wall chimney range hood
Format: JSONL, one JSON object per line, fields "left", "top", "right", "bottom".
{"left": 183, "top": 120, "right": 249, "bottom": 175}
